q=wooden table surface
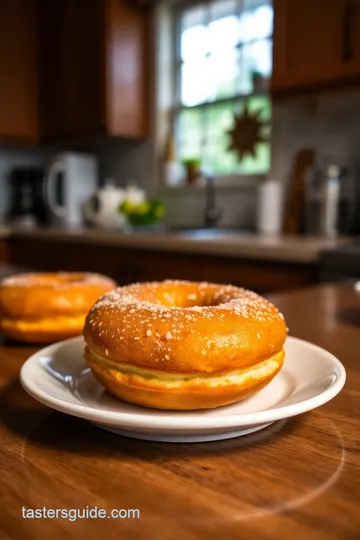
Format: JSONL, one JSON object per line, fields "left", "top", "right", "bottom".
{"left": 0, "top": 284, "right": 359, "bottom": 540}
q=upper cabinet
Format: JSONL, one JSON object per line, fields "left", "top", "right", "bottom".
{"left": 6, "top": 0, "right": 360, "bottom": 144}
{"left": 272, "top": 0, "right": 360, "bottom": 96}
{"left": 39, "top": 0, "right": 149, "bottom": 142}
{"left": 0, "top": 0, "right": 148, "bottom": 144}
{"left": 0, "top": 0, "right": 39, "bottom": 143}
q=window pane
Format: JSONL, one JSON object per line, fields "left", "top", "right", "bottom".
{"left": 247, "top": 95, "right": 271, "bottom": 122}
{"left": 181, "top": 5, "right": 206, "bottom": 32}
{"left": 207, "top": 103, "right": 235, "bottom": 139}
{"left": 248, "top": 39, "right": 272, "bottom": 76}
{"left": 210, "top": 0, "right": 237, "bottom": 21}
{"left": 176, "top": 97, "right": 271, "bottom": 174}
{"left": 203, "top": 140, "right": 240, "bottom": 176}
{"left": 182, "top": 50, "right": 239, "bottom": 106}
{"left": 181, "top": 25, "right": 209, "bottom": 61}
{"left": 208, "top": 49, "right": 238, "bottom": 100}
{"left": 203, "top": 139, "right": 270, "bottom": 175}
{"left": 241, "top": 39, "right": 272, "bottom": 91}
{"left": 178, "top": 108, "right": 203, "bottom": 140}
{"left": 208, "top": 16, "right": 239, "bottom": 52}
{"left": 177, "top": 108, "right": 203, "bottom": 160}
{"left": 239, "top": 2, "right": 273, "bottom": 43}
{"left": 179, "top": 139, "right": 202, "bottom": 162}
{"left": 237, "top": 47, "right": 253, "bottom": 94}
{"left": 239, "top": 142, "right": 270, "bottom": 174}
{"left": 181, "top": 59, "right": 211, "bottom": 106}
{"left": 204, "top": 96, "right": 271, "bottom": 174}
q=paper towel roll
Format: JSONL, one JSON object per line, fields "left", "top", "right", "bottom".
{"left": 256, "top": 180, "right": 283, "bottom": 235}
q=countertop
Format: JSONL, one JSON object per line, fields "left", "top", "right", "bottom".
{"left": 0, "top": 283, "right": 359, "bottom": 539}
{"left": 2, "top": 226, "right": 354, "bottom": 263}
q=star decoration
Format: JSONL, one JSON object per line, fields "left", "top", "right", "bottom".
{"left": 227, "top": 105, "right": 269, "bottom": 161}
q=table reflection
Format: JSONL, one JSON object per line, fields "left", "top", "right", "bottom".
{"left": 6, "top": 407, "right": 344, "bottom": 527}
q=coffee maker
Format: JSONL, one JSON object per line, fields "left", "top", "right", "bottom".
{"left": 5, "top": 167, "right": 47, "bottom": 226}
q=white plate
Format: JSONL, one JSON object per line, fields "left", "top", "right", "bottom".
{"left": 20, "top": 336, "right": 346, "bottom": 443}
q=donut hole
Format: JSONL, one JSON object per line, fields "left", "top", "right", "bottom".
{"left": 159, "top": 292, "right": 214, "bottom": 308}
{"left": 144, "top": 284, "right": 224, "bottom": 309}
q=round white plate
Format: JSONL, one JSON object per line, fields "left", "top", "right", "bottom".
{"left": 20, "top": 336, "right": 346, "bottom": 443}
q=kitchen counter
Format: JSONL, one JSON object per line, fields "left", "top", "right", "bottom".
{"left": 0, "top": 283, "right": 359, "bottom": 539}
{"left": 3, "top": 226, "right": 353, "bottom": 263}
{"left": 2, "top": 227, "right": 353, "bottom": 292}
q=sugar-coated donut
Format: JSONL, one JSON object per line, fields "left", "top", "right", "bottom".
{"left": 0, "top": 272, "right": 116, "bottom": 343}
{"left": 83, "top": 280, "right": 287, "bottom": 410}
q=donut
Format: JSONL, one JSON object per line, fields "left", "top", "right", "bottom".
{"left": 0, "top": 272, "right": 116, "bottom": 343}
{"left": 83, "top": 280, "right": 287, "bottom": 410}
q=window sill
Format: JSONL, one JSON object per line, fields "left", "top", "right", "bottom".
{"left": 155, "top": 174, "right": 266, "bottom": 194}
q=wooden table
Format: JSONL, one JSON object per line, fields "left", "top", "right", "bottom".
{"left": 0, "top": 284, "right": 359, "bottom": 539}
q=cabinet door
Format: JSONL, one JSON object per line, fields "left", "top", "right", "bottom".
{"left": 0, "top": 0, "right": 38, "bottom": 142}
{"left": 272, "top": 0, "right": 360, "bottom": 94}
{"left": 39, "top": 0, "right": 148, "bottom": 142}
{"left": 106, "top": 0, "right": 148, "bottom": 138}
{"left": 39, "top": 0, "right": 105, "bottom": 142}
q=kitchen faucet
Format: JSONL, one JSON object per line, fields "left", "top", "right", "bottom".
{"left": 203, "top": 171, "right": 222, "bottom": 228}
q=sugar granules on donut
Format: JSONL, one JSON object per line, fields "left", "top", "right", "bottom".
{"left": 87, "top": 281, "right": 285, "bottom": 350}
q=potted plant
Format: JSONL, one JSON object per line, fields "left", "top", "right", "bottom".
{"left": 251, "top": 70, "right": 269, "bottom": 93}
{"left": 182, "top": 158, "right": 202, "bottom": 185}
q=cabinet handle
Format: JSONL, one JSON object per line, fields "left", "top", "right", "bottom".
{"left": 343, "top": 2, "right": 357, "bottom": 61}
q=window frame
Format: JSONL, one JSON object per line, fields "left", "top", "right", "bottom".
{"left": 153, "top": 0, "right": 273, "bottom": 191}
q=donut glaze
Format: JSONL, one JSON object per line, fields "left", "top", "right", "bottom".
{"left": 0, "top": 272, "right": 116, "bottom": 343}
{"left": 84, "top": 280, "right": 287, "bottom": 410}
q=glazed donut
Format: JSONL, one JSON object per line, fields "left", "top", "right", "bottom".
{"left": 0, "top": 272, "right": 116, "bottom": 343}
{"left": 83, "top": 280, "right": 287, "bottom": 410}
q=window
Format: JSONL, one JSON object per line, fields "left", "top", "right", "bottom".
{"left": 173, "top": 0, "right": 273, "bottom": 178}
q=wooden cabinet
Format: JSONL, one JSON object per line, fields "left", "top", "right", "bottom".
{"left": 0, "top": 241, "right": 9, "bottom": 264}
{"left": 0, "top": 0, "right": 148, "bottom": 144}
{"left": 0, "top": 0, "right": 39, "bottom": 142}
{"left": 5, "top": 237, "right": 319, "bottom": 294}
{"left": 272, "top": 0, "right": 360, "bottom": 95}
{"left": 38, "top": 0, "right": 148, "bottom": 142}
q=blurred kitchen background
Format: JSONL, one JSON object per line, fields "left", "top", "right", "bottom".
{"left": 1, "top": 0, "right": 360, "bottom": 292}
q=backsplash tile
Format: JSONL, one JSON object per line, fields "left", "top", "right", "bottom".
{"left": 271, "top": 88, "right": 360, "bottom": 186}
